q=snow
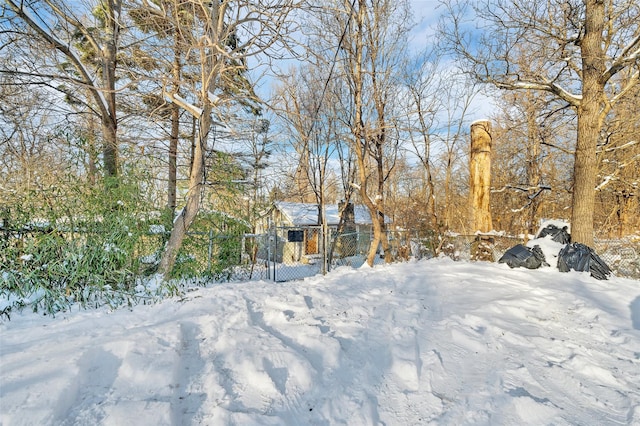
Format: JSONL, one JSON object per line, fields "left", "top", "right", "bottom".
{"left": 165, "top": 93, "right": 203, "bottom": 118}
{"left": 207, "top": 91, "right": 220, "bottom": 105}
{"left": 471, "top": 118, "right": 491, "bottom": 126}
{"left": 536, "top": 219, "right": 571, "bottom": 236}
{"left": 275, "top": 201, "right": 389, "bottom": 226}
{"left": 2, "top": 258, "right": 640, "bottom": 425}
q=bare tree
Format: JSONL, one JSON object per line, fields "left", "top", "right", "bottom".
{"left": 2, "top": 0, "right": 125, "bottom": 179}
{"left": 398, "top": 50, "right": 441, "bottom": 230}
{"left": 244, "top": 118, "right": 273, "bottom": 221}
{"left": 128, "top": 0, "right": 203, "bottom": 216}
{"left": 398, "top": 47, "right": 483, "bottom": 237}
{"left": 273, "top": 67, "right": 320, "bottom": 203}
{"left": 429, "top": 71, "right": 478, "bottom": 233}
{"left": 331, "top": 0, "right": 411, "bottom": 266}
{"left": 441, "top": 0, "right": 640, "bottom": 245}
{"left": 595, "top": 83, "right": 640, "bottom": 237}
{"left": 148, "top": 0, "right": 300, "bottom": 276}
{"left": 0, "top": 80, "right": 64, "bottom": 197}
{"left": 490, "top": 90, "right": 560, "bottom": 235}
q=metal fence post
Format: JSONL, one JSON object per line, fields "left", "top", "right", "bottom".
{"left": 207, "top": 228, "right": 213, "bottom": 271}
{"left": 267, "top": 227, "right": 272, "bottom": 280}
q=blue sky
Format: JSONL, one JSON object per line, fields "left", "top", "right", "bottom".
{"left": 409, "top": 0, "right": 444, "bottom": 48}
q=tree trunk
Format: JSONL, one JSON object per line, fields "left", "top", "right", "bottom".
{"left": 102, "top": 1, "right": 120, "bottom": 179}
{"left": 157, "top": 105, "right": 212, "bottom": 276}
{"left": 444, "top": 154, "right": 453, "bottom": 230}
{"left": 469, "top": 120, "right": 493, "bottom": 233}
{"left": 571, "top": 0, "right": 605, "bottom": 247}
{"left": 424, "top": 137, "right": 437, "bottom": 230}
{"left": 526, "top": 102, "right": 542, "bottom": 235}
{"left": 5, "top": 0, "right": 120, "bottom": 179}
{"left": 102, "top": 116, "right": 118, "bottom": 179}
{"left": 168, "top": 32, "right": 181, "bottom": 215}
{"left": 375, "top": 138, "right": 392, "bottom": 264}
{"left": 411, "top": 89, "right": 438, "bottom": 229}
{"left": 168, "top": 103, "right": 178, "bottom": 214}
{"left": 87, "top": 112, "right": 98, "bottom": 185}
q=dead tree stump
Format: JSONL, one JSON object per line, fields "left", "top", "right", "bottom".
{"left": 469, "top": 120, "right": 494, "bottom": 261}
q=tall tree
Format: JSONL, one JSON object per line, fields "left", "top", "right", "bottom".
{"left": 329, "top": 0, "right": 410, "bottom": 266}
{"left": 429, "top": 71, "right": 477, "bottom": 232}
{"left": 2, "top": 0, "right": 124, "bottom": 179}
{"left": 128, "top": 0, "right": 196, "bottom": 216}
{"left": 398, "top": 49, "right": 481, "bottom": 235}
{"left": 274, "top": 67, "right": 321, "bottom": 203}
{"left": 594, "top": 83, "right": 640, "bottom": 236}
{"left": 245, "top": 118, "right": 273, "bottom": 221}
{"left": 442, "top": 0, "right": 640, "bottom": 245}
{"left": 146, "top": 0, "right": 299, "bottom": 276}
{"left": 399, "top": 52, "right": 441, "bottom": 231}
{"left": 0, "top": 78, "right": 63, "bottom": 196}
{"left": 490, "top": 90, "right": 558, "bottom": 235}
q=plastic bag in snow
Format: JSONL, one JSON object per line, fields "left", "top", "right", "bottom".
{"left": 557, "top": 242, "right": 612, "bottom": 280}
{"left": 498, "top": 244, "right": 549, "bottom": 269}
{"left": 537, "top": 224, "right": 571, "bottom": 244}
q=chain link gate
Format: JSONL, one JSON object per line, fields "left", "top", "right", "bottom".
{"left": 257, "top": 226, "right": 324, "bottom": 282}
{"left": 253, "top": 227, "right": 427, "bottom": 282}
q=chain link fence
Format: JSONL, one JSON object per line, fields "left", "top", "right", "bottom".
{"left": 591, "top": 238, "right": 640, "bottom": 279}
{"left": 241, "top": 228, "right": 640, "bottom": 282}
{"left": 437, "top": 234, "right": 640, "bottom": 280}
{"left": 3, "top": 223, "right": 638, "bottom": 285}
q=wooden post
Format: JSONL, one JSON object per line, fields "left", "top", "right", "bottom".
{"left": 469, "top": 120, "right": 494, "bottom": 261}
{"left": 469, "top": 119, "right": 493, "bottom": 233}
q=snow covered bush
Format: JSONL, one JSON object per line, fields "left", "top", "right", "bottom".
{"left": 0, "top": 176, "right": 167, "bottom": 316}
{"left": 171, "top": 211, "right": 250, "bottom": 281}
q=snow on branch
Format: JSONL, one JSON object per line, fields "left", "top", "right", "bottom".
{"left": 610, "top": 69, "right": 640, "bottom": 106}
{"left": 491, "top": 185, "right": 551, "bottom": 213}
{"left": 207, "top": 91, "right": 221, "bottom": 105}
{"left": 5, "top": 0, "right": 109, "bottom": 114}
{"left": 596, "top": 153, "right": 640, "bottom": 191}
{"left": 164, "top": 92, "right": 203, "bottom": 118}
{"left": 596, "top": 175, "right": 615, "bottom": 192}
{"left": 597, "top": 140, "right": 638, "bottom": 154}
{"left": 492, "top": 184, "right": 551, "bottom": 194}
{"left": 509, "top": 186, "right": 552, "bottom": 213}
{"left": 495, "top": 79, "right": 581, "bottom": 106}
{"left": 602, "top": 34, "right": 640, "bottom": 82}
{"left": 140, "top": 0, "right": 164, "bottom": 13}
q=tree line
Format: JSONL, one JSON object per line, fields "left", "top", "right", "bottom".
{"left": 1, "top": 0, "right": 638, "bottom": 276}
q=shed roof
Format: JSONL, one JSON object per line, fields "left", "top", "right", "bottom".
{"left": 274, "top": 202, "right": 388, "bottom": 226}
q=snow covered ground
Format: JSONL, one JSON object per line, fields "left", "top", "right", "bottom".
{"left": 2, "top": 257, "right": 640, "bottom": 425}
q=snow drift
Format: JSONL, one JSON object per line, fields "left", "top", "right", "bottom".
{"left": 1, "top": 258, "right": 640, "bottom": 425}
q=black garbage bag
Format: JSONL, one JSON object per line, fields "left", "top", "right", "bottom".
{"left": 557, "top": 242, "right": 612, "bottom": 280}
{"left": 537, "top": 224, "right": 571, "bottom": 244}
{"left": 499, "top": 244, "right": 549, "bottom": 269}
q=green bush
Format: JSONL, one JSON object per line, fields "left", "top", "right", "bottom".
{"left": 0, "top": 175, "right": 166, "bottom": 316}
{"left": 172, "top": 211, "right": 250, "bottom": 281}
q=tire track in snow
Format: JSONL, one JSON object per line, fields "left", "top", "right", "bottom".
{"left": 170, "top": 321, "right": 206, "bottom": 425}
{"left": 244, "top": 296, "right": 325, "bottom": 374}
{"left": 54, "top": 347, "right": 122, "bottom": 425}
{"left": 241, "top": 294, "right": 323, "bottom": 419}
